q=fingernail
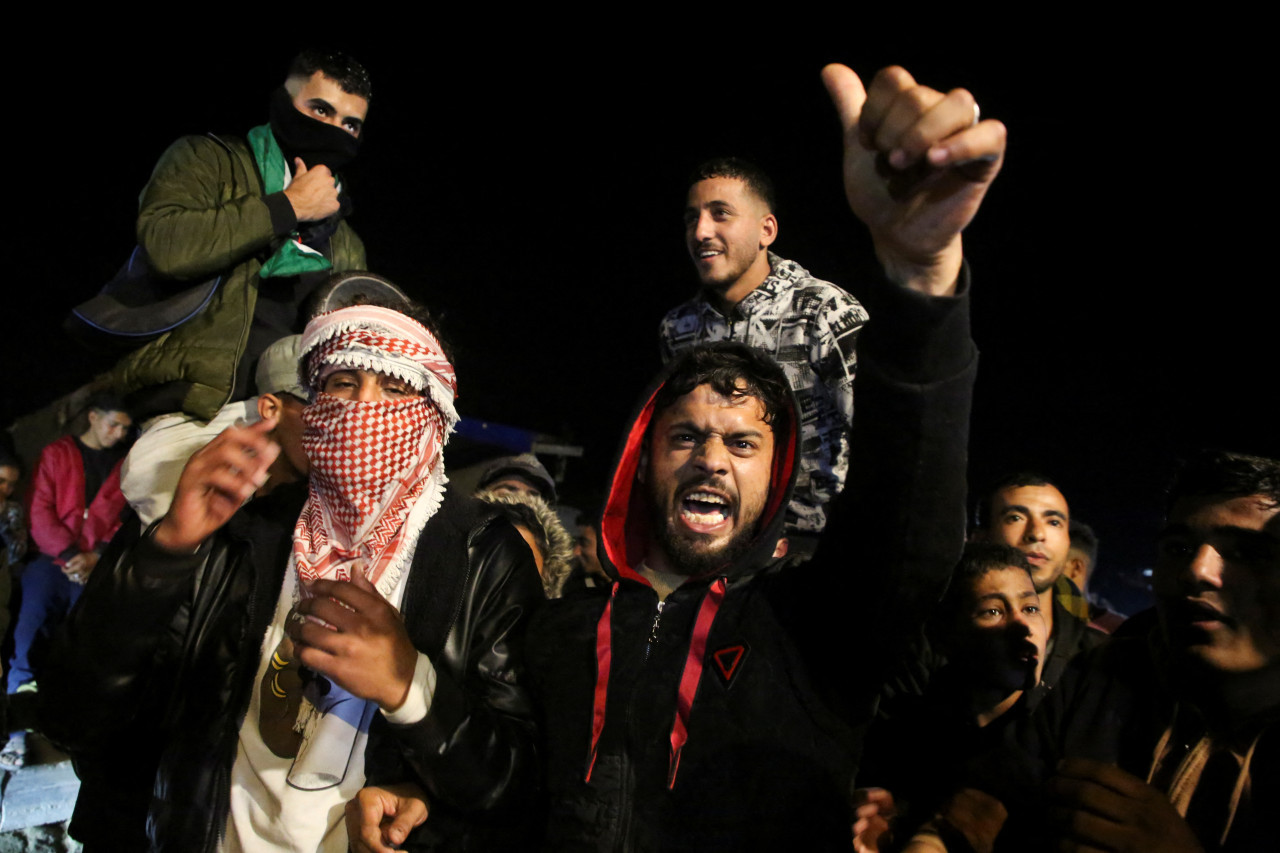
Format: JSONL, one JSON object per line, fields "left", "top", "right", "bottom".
{"left": 233, "top": 417, "right": 248, "bottom": 429}
{"left": 889, "top": 149, "right": 908, "bottom": 169}
{"left": 927, "top": 147, "right": 948, "bottom": 166}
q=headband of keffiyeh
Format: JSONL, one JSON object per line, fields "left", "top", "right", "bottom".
{"left": 292, "top": 305, "right": 459, "bottom": 596}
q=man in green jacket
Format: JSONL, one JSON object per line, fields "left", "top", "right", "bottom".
{"left": 109, "top": 49, "right": 371, "bottom": 422}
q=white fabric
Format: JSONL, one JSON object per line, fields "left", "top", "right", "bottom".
{"left": 121, "top": 401, "right": 257, "bottom": 525}
{"left": 382, "top": 651, "right": 437, "bottom": 726}
{"left": 223, "top": 556, "right": 428, "bottom": 851}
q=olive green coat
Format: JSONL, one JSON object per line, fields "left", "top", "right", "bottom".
{"left": 109, "top": 134, "right": 366, "bottom": 421}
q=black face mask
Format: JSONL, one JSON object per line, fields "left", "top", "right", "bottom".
{"left": 268, "top": 86, "right": 362, "bottom": 173}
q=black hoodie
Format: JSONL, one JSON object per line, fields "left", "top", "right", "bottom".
{"left": 528, "top": 270, "right": 978, "bottom": 851}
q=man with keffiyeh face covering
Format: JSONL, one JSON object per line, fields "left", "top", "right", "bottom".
{"left": 41, "top": 279, "right": 543, "bottom": 852}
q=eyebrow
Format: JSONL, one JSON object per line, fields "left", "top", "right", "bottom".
{"left": 1160, "top": 522, "right": 1279, "bottom": 546}
{"left": 999, "top": 503, "right": 1066, "bottom": 520}
{"left": 665, "top": 421, "right": 765, "bottom": 441}
{"left": 684, "top": 200, "right": 737, "bottom": 214}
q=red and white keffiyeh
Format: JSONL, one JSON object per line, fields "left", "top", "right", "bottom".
{"left": 292, "top": 306, "right": 458, "bottom": 596}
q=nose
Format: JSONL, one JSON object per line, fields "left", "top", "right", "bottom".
{"left": 1008, "top": 609, "right": 1034, "bottom": 637}
{"left": 691, "top": 436, "right": 730, "bottom": 476}
{"left": 1022, "top": 518, "right": 1045, "bottom": 543}
{"left": 355, "top": 376, "right": 382, "bottom": 403}
{"left": 1187, "top": 543, "right": 1225, "bottom": 589}
{"left": 692, "top": 211, "right": 715, "bottom": 244}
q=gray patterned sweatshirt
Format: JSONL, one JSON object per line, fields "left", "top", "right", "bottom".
{"left": 658, "top": 252, "right": 868, "bottom": 534}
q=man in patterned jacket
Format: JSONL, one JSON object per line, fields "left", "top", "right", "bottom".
{"left": 659, "top": 157, "right": 869, "bottom": 542}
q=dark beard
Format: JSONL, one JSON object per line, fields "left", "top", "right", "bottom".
{"left": 649, "top": 481, "right": 758, "bottom": 578}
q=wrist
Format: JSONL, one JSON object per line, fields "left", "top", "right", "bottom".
{"left": 151, "top": 518, "right": 201, "bottom": 555}
{"left": 874, "top": 238, "right": 963, "bottom": 297}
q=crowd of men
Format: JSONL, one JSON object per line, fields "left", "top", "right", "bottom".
{"left": 0, "top": 48, "right": 1271, "bottom": 853}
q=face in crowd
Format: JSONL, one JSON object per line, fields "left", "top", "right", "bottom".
{"left": 0, "top": 465, "right": 19, "bottom": 501}
{"left": 984, "top": 484, "right": 1071, "bottom": 594}
{"left": 84, "top": 409, "right": 133, "bottom": 451}
{"left": 1156, "top": 492, "right": 1280, "bottom": 673}
{"left": 644, "top": 382, "right": 774, "bottom": 576}
{"left": 952, "top": 565, "right": 1048, "bottom": 692}
{"left": 287, "top": 71, "right": 368, "bottom": 139}
{"left": 684, "top": 177, "right": 777, "bottom": 293}
{"left": 320, "top": 369, "right": 418, "bottom": 402}
{"left": 486, "top": 477, "right": 546, "bottom": 501}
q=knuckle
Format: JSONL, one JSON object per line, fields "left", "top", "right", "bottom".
{"left": 948, "top": 88, "right": 975, "bottom": 111}
{"left": 902, "top": 86, "right": 935, "bottom": 112}
{"left": 876, "top": 65, "right": 912, "bottom": 89}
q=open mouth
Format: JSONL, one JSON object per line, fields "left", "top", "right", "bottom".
{"left": 680, "top": 490, "right": 732, "bottom": 531}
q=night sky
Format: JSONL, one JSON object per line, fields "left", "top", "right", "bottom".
{"left": 11, "top": 27, "right": 1271, "bottom": 614}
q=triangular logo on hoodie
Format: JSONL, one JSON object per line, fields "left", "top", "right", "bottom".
{"left": 711, "top": 643, "right": 749, "bottom": 687}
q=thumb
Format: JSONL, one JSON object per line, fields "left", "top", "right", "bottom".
{"left": 246, "top": 413, "right": 279, "bottom": 434}
{"left": 386, "top": 794, "right": 429, "bottom": 843}
{"left": 351, "top": 568, "right": 378, "bottom": 593}
{"left": 293, "top": 157, "right": 307, "bottom": 176}
{"left": 821, "top": 63, "right": 867, "bottom": 137}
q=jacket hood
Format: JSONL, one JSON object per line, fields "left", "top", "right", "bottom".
{"left": 598, "top": 344, "right": 798, "bottom": 588}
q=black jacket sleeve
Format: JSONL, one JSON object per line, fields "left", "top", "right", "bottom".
{"left": 365, "top": 515, "right": 543, "bottom": 846}
{"left": 786, "top": 267, "right": 978, "bottom": 716}
{"left": 40, "top": 517, "right": 206, "bottom": 750}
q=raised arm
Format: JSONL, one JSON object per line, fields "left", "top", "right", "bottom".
{"left": 822, "top": 63, "right": 1006, "bottom": 296}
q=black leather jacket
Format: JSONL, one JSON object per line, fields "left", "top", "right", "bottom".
{"left": 42, "top": 485, "right": 542, "bottom": 852}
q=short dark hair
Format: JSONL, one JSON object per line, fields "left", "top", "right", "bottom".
{"left": 932, "top": 542, "right": 1034, "bottom": 636}
{"left": 85, "top": 391, "right": 129, "bottom": 418}
{"left": 287, "top": 49, "right": 372, "bottom": 101}
{"left": 973, "top": 471, "right": 1062, "bottom": 530}
{"left": 689, "top": 157, "right": 777, "bottom": 213}
{"left": 1068, "top": 519, "right": 1099, "bottom": 564}
{"left": 1167, "top": 449, "right": 1280, "bottom": 512}
{"left": 651, "top": 343, "right": 791, "bottom": 430}
{"left": 0, "top": 449, "right": 20, "bottom": 474}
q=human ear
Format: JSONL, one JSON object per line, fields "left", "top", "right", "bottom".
{"left": 257, "top": 393, "right": 281, "bottom": 424}
{"left": 759, "top": 213, "right": 778, "bottom": 249}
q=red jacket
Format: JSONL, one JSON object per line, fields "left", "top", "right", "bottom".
{"left": 27, "top": 435, "right": 126, "bottom": 562}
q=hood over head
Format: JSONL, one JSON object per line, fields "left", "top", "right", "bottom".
{"left": 599, "top": 342, "right": 798, "bottom": 588}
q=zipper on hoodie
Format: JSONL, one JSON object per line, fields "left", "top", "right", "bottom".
{"left": 644, "top": 600, "right": 665, "bottom": 661}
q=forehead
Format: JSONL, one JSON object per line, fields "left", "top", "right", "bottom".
{"left": 94, "top": 409, "right": 131, "bottom": 424}
{"left": 655, "top": 384, "right": 771, "bottom": 432}
{"left": 293, "top": 71, "right": 369, "bottom": 121}
{"left": 1168, "top": 493, "right": 1280, "bottom": 535}
{"left": 0, "top": 465, "right": 18, "bottom": 480}
{"left": 992, "top": 484, "right": 1069, "bottom": 517}
{"left": 686, "top": 176, "right": 762, "bottom": 210}
{"left": 968, "top": 566, "right": 1037, "bottom": 601}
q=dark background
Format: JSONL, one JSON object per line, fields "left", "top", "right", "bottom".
{"left": 8, "top": 26, "right": 1271, "bottom": 614}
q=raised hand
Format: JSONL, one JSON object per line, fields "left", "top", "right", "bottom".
{"left": 286, "top": 571, "right": 419, "bottom": 712}
{"left": 821, "top": 64, "right": 1006, "bottom": 296}
{"left": 152, "top": 416, "right": 279, "bottom": 553}
{"left": 283, "top": 157, "right": 341, "bottom": 222}
{"left": 345, "top": 783, "right": 430, "bottom": 853}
